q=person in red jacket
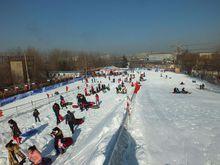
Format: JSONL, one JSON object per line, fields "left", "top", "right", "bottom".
{"left": 52, "top": 103, "right": 63, "bottom": 125}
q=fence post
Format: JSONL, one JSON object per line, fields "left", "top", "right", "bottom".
{"left": 16, "top": 106, "right": 18, "bottom": 116}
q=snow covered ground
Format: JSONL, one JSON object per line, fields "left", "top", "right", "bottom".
{"left": 1, "top": 70, "right": 220, "bottom": 165}
{"left": 129, "top": 71, "right": 220, "bottom": 165}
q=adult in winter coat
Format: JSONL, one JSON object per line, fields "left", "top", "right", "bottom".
{"left": 8, "top": 119, "right": 22, "bottom": 144}
{"left": 52, "top": 103, "right": 62, "bottom": 125}
{"left": 51, "top": 127, "right": 64, "bottom": 155}
{"left": 66, "top": 110, "right": 85, "bottom": 133}
{"left": 65, "top": 111, "right": 76, "bottom": 134}
{"left": 5, "top": 140, "right": 26, "bottom": 165}
{"left": 33, "top": 109, "right": 41, "bottom": 122}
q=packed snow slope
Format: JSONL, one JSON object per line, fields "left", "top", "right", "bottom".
{"left": 1, "top": 70, "right": 220, "bottom": 165}
{"left": 0, "top": 75, "right": 133, "bottom": 165}
{"left": 129, "top": 71, "right": 220, "bottom": 165}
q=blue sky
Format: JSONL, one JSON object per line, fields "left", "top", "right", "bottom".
{"left": 0, "top": 0, "right": 220, "bottom": 54}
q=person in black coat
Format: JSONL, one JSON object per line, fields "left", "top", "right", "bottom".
{"left": 8, "top": 119, "right": 22, "bottom": 144}
{"left": 52, "top": 103, "right": 61, "bottom": 125}
{"left": 66, "top": 111, "right": 76, "bottom": 134}
{"left": 51, "top": 127, "right": 64, "bottom": 155}
{"left": 33, "top": 109, "right": 41, "bottom": 122}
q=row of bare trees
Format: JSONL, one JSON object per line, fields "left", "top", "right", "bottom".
{"left": 176, "top": 52, "right": 220, "bottom": 73}
{"left": 0, "top": 48, "right": 127, "bottom": 87}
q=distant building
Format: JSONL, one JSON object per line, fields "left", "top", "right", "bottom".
{"left": 130, "top": 52, "right": 175, "bottom": 67}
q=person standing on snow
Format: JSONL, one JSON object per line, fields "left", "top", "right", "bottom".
{"left": 33, "top": 109, "right": 41, "bottom": 123}
{"left": 52, "top": 103, "right": 62, "bottom": 125}
{"left": 65, "top": 111, "right": 76, "bottom": 134}
{"left": 8, "top": 119, "right": 22, "bottom": 144}
{"left": 95, "top": 93, "right": 100, "bottom": 106}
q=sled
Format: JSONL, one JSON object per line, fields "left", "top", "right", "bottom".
{"left": 91, "top": 105, "right": 100, "bottom": 109}
{"left": 88, "top": 102, "right": 95, "bottom": 107}
{"left": 62, "top": 137, "right": 74, "bottom": 148}
{"left": 66, "top": 102, "right": 73, "bottom": 105}
{"left": 74, "top": 118, "right": 85, "bottom": 125}
{"left": 58, "top": 114, "right": 64, "bottom": 121}
{"left": 172, "top": 92, "right": 191, "bottom": 94}
{"left": 72, "top": 104, "right": 79, "bottom": 108}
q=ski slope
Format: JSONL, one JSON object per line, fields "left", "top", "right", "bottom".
{"left": 128, "top": 71, "right": 220, "bottom": 165}
{"left": 1, "top": 70, "right": 220, "bottom": 165}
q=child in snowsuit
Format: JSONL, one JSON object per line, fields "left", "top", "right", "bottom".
{"left": 52, "top": 103, "right": 62, "bottom": 125}
{"left": 5, "top": 140, "right": 26, "bottom": 165}
{"left": 8, "top": 119, "right": 22, "bottom": 144}
{"left": 33, "top": 109, "right": 41, "bottom": 122}
{"left": 28, "top": 145, "right": 52, "bottom": 165}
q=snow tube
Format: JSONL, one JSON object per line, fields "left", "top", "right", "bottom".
{"left": 74, "top": 118, "right": 84, "bottom": 125}
{"left": 72, "top": 104, "right": 79, "bottom": 108}
{"left": 91, "top": 105, "right": 100, "bottom": 109}
{"left": 88, "top": 102, "right": 95, "bottom": 107}
{"left": 58, "top": 114, "right": 64, "bottom": 121}
{"left": 63, "top": 137, "right": 73, "bottom": 148}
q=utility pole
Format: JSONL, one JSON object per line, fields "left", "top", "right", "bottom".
{"left": 24, "top": 52, "right": 30, "bottom": 85}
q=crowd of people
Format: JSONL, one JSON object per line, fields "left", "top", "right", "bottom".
{"left": 4, "top": 74, "right": 125, "bottom": 165}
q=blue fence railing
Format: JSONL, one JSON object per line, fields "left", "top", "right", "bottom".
{"left": 0, "top": 77, "right": 83, "bottom": 107}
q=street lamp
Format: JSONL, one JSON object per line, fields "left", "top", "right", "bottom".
{"left": 24, "top": 53, "right": 30, "bottom": 85}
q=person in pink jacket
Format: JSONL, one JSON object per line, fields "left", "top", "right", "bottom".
{"left": 28, "top": 145, "right": 42, "bottom": 165}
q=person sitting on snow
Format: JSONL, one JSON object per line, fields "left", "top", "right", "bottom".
{"left": 60, "top": 99, "right": 67, "bottom": 109}
{"left": 180, "top": 82, "right": 185, "bottom": 85}
{"left": 5, "top": 140, "right": 26, "bottom": 165}
{"left": 173, "top": 87, "right": 180, "bottom": 93}
{"left": 77, "top": 94, "right": 89, "bottom": 111}
{"left": 181, "top": 88, "right": 189, "bottom": 94}
{"left": 51, "top": 127, "right": 65, "bottom": 155}
{"left": 200, "top": 83, "right": 205, "bottom": 89}
{"left": 8, "top": 119, "right": 22, "bottom": 144}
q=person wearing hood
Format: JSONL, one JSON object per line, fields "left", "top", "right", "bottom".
{"left": 5, "top": 140, "right": 26, "bottom": 165}
{"left": 50, "top": 127, "right": 64, "bottom": 155}
{"left": 8, "top": 119, "right": 22, "bottom": 144}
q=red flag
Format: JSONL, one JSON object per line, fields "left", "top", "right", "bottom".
{"left": 134, "top": 82, "right": 141, "bottom": 94}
